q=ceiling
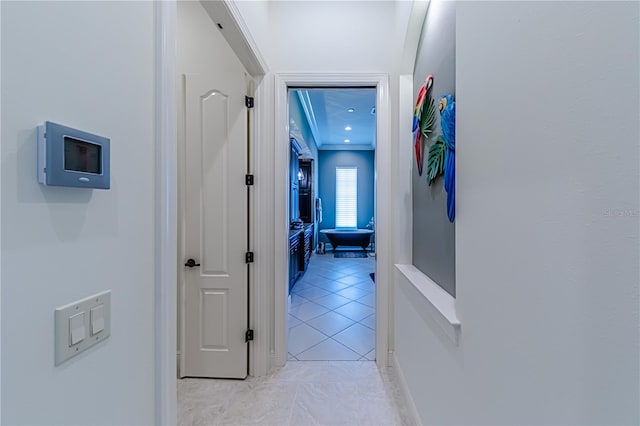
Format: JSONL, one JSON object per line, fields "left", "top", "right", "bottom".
{"left": 293, "top": 88, "right": 377, "bottom": 150}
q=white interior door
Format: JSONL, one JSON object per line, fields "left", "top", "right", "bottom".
{"left": 182, "top": 72, "right": 248, "bottom": 379}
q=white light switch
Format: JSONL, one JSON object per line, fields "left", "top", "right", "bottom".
{"left": 69, "top": 312, "right": 85, "bottom": 346}
{"left": 91, "top": 304, "right": 105, "bottom": 335}
{"left": 55, "top": 290, "right": 111, "bottom": 365}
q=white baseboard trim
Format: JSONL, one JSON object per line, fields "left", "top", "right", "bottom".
{"left": 391, "top": 352, "right": 422, "bottom": 425}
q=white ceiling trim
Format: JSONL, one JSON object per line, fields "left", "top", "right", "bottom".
{"left": 289, "top": 133, "right": 312, "bottom": 158}
{"left": 319, "top": 144, "right": 374, "bottom": 151}
{"left": 296, "top": 90, "right": 323, "bottom": 147}
{"left": 296, "top": 88, "right": 376, "bottom": 149}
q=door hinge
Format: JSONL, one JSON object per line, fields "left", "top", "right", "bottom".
{"left": 245, "top": 96, "right": 254, "bottom": 109}
{"left": 245, "top": 251, "right": 254, "bottom": 263}
{"left": 245, "top": 174, "right": 254, "bottom": 186}
{"left": 245, "top": 329, "right": 254, "bottom": 342}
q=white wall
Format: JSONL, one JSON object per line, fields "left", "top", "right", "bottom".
{"left": 178, "top": 2, "right": 248, "bottom": 77}
{"left": 243, "top": 1, "right": 411, "bottom": 74}
{"left": 0, "top": 2, "right": 3, "bottom": 421}
{"left": 395, "top": 1, "right": 640, "bottom": 424}
{"left": 1, "top": 2, "right": 156, "bottom": 424}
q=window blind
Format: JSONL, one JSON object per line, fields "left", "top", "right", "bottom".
{"left": 335, "top": 167, "right": 358, "bottom": 229}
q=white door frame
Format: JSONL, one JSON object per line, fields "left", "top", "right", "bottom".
{"left": 154, "top": 1, "right": 267, "bottom": 424}
{"left": 272, "top": 74, "right": 392, "bottom": 369}
{"left": 155, "top": 1, "right": 178, "bottom": 424}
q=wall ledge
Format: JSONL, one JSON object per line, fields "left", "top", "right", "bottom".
{"left": 395, "top": 264, "right": 460, "bottom": 345}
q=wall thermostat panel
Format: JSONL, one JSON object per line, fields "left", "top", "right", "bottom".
{"left": 37, "top": 121, "right": 110, "bottom": 189}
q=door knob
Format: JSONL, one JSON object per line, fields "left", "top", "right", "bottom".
{"left": 184, "top": 258, "right": 200, "bottom": 268}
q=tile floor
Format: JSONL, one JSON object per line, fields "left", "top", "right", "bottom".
{"left": 178, "top": 361, "right": 411, "bottom": 425}
{"left": 288, "top": 251, "right": 376, "bottom": 361}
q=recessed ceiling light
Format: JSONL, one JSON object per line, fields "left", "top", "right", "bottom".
{"left": 345, "top": 126, "right": 352, "bottom": 131}
{"left": 344, "top": 139, "right": 350, "bottom": 143}
{"left": 347, "top": 108, "right": 355, "bottom": 113}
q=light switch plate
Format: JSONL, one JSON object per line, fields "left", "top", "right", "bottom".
{"left": 55, "top": 290, "right": 111, "bottom": 365}
{"left": 90, "top": 304, "right": 105, "bottom": 335}
{"left": 69, "top": 312, "right": 86, "bottom": 345}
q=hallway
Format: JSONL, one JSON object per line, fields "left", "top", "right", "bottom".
{"left": 178, "top": 361, "right": 409, "bottom": 425}
{"left": 2, "top": 1, "right": 638, "bottom": 425}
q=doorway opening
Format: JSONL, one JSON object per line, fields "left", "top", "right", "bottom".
{"left": 286, "top": 87, "right": 378, "bottom": 361}
{"left": 273, "top": 74, "right": 391, "bottom": 370}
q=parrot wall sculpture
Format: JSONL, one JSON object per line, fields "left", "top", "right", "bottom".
{"left": 439, "top": 94, "right": 456, "bottom": 222}
{"left": 412, "top": 75, "right": 436, "bottom": 176}
{"left": 413, "top": 75, "right": 456, "bottom": 222}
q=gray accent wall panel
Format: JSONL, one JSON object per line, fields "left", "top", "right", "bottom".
{"left": 412, "top": 0, "right": 456, "bottom": 296}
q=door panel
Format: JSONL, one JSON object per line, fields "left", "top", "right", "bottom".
{"left": 201, "top": 90, "right": 229, "bottom": 275}
{"left": 201, "top": 289, "right": 228, "bottom": 349}
{"left": 182, "top": 72, "right": 247, "bottom": 379}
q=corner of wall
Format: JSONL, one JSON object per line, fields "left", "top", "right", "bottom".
{"left": 155, "top": 1, "right": 178, "bottom": 424}
{"left": 0, "top": 1, "right": 3, "bottom": 420}
{"left": 400, "top": 0, "right": 430, "bottom": 75}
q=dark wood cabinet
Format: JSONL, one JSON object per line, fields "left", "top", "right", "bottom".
{"left": 289, "top": 230, "right": 302, "bottom": 293}
{"left": 298, "top": 160, "right": 313, "bottom": 224}
{"left": 289, "top": 224, "right": 314, "bottom": 294}
{"left": 290, "top": 145, "right": 300, "bottom": 221}
{"left": 303, "top": 224, "right": 313, "bottom": 270}
{"left": 289, "top": 145, "right": 315, "bottom": 293}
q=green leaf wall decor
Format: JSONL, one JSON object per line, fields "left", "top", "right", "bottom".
{"left": 426, "top": 135, "right": 445, "bottom": 186}
{"left": 421, "top": 96, "right": 437, "bottom": 140}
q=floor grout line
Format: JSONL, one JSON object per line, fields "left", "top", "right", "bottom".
{"left": 288, "top": 253, "right": 376, "bottom": 358}
{"left": 285, "top": 383, "right": 300, "bottom": 426}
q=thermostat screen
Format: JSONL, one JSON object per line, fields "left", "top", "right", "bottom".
{"left": 64, "top": 137, "right": 101, "bottom": 174}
